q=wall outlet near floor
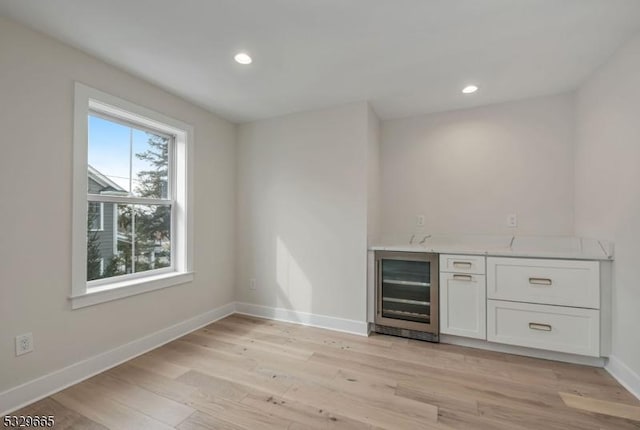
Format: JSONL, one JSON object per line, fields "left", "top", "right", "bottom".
{"left": 15, "top": 333, "right": 34, "bottom": 356}
{"left": 249, "top": 278, "right": 257, "bottom": 291}
{"left": 507, "top": 213, "right": 518, "bottom": 228}
{"left": 416, "top": 214, "right": 425, "bottom": 227}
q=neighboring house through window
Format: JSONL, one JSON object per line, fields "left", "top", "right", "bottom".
{"left": 87, "top": 165, "right": 125, "bottom": 278}
{"left": 72, "top": 83, "right": 194, "bottom": 309}
{"left": 87, "top": 202, "right": 104, "bottom": 232}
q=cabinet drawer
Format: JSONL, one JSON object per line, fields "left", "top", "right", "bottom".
{"left": 487, "top": 300, "right": 600, "bottom": 357}
{"left": 487, "top": 257, "right": 599, "bottom": 309}
{"left": 440, "top": 254, "right": 485, "bottom": 275}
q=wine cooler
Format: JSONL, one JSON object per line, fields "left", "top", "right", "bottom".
{"left": 374, "top": 251, "right": 439, "bottom": 341}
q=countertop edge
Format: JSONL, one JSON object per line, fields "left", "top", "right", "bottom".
{"left": 367, "top": 246, "right": 613, "bottom": 261}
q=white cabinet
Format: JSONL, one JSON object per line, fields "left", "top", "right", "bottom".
{"left": 439, "top": 254, "right": 486, "bottom": 340}
{"left": 486, "top": 256, "right": 604, "bottom": 358}
{"left": 487, "top": 300, "right": 600, "bottom": 357}
{"left": 440, "top": 254, "right": 486, "bottom": 275}
{"left": 487, "top": 257, "right": 599, "bottom": 309}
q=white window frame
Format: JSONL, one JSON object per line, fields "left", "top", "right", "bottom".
{"left": 71, "top": 83, "right": 194, "bottom": 309}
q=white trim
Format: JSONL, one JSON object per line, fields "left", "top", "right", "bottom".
{"left": 72, "top": 83, "right": 91, "bottom": 297}
{"left": 606, "top": 355, "right": 640, "bottom": 400}
{"left": 88, "top": 195, "right": 171, "bottom": 206}
{"left": 235, "top": 302, "right": 368, "bottom": 336}
{"left": 440, "top": 334, "right": 606, "bottom": 367}
{"left": 88, "top": 265, "right": 174, "bottom": 289}
{"left": 73, "top": 82, "right": 194, "bottom": 302}
{"left": 71, "top": 272, "right": 194, "bottom": 309}
{"left": 0, "top": 302, "right": 236, "bottom": 416}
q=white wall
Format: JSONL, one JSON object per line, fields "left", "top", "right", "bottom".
{"left": 366, "top": 105, "right": 381, "bottom": 245}
{"left": 575, "top": 32, "right": 640, "bottom": 384}
{"left": 0, "top": 18, "right": 236, "bottom": 393}
{"left": 380, "top": 94, "right": 575, "bottom": 237}
{"left": 236, "top": 103, "right": 370, "bottom": 323}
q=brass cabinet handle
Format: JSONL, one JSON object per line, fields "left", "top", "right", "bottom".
{"left": 529, "top": 322, "right": 552, "bottom": 331}
{"left": 452, "top": 274, "right": 473, "bottom": 281}
{"left": 453, "top": 261, "right": 473, "bottom": 268}
{"left": 529, "top": 277, "right": 552, "bottom": 286}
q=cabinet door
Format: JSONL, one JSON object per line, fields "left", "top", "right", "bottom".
{"left": 440, "top": 272, "right": 486, "bottom": 339}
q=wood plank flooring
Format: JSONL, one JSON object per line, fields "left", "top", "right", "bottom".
{"left": 7, "top": 314, "right": 640, "bottom": 429}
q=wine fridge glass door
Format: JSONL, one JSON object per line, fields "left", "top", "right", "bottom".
{"left": 376, "top": 252, "right": 439, "bottom": 334}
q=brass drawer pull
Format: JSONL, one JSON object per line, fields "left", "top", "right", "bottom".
{"left": 453, "top": 261, "right": 473, "bottom": 268}
{"left": 529, "top": 277, "right": 552, "bottom": 286}
{"left": 453, "top": 274, "right": 473, "bottom": 281}
{"left": 529, "top": 322, "right": 552, "bottom": 331}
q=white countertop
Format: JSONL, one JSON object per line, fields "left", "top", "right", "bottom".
{"left": 369, "top": 234, "right": 613, "bottom": 260}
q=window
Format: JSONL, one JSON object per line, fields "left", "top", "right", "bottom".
{"left": 88, "top": 202, "right": 104, "bottom": 231}
{"left": 72, "top": 83, "right": 193, "bottom": 309}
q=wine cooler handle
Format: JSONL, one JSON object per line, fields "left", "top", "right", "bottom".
{"left": 376, "top": 260, "right": 381, "bottom": 315}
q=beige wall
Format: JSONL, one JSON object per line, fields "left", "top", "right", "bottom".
{"left": 380, "top": 93, "right": 576, "bottom": 237}
{"left": 0, "top": 17, "right": 236, "bottom": 392}
{"left": 366, "top": 105, "right": 381, "bottom": 245}
{"left": 236, "top": 103, "right": 370, "bottom": 322}
{"left": 575, "top": 32, "right": 640, "bottom": 380}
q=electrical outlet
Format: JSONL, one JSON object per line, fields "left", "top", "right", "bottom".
{"left": 249, "top": 278, "right": 256, "bottom": 291}
{"left": 16, "top": 333, "right": 33, "bottom": 356}
{"left": 416, "top": 214, "right": 425, "bottom": 227}
{"left": 507, "top": 213, "right": 518, "bottom": 228}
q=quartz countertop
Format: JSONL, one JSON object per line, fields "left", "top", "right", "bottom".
{"left": 369, "top": 234, "right": 613, "bottom": 260}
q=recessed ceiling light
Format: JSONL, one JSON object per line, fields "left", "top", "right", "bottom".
{"left": 234, "top": 52, "right": 252, "bottom": 65}
{"left": 462, "top": 85, "right": 479, "bottom": 94}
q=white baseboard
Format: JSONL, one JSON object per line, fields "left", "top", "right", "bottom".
{"left": 235, "top": 302, "right": 368, "bottom": 336}
{"left": 0, "top": 302, "right": 236, "bottom": 416}
{"left": 606, "top": 355, "right": 640, "bottom": 400}
{"left": 440, "top": 334, "right": 607, "bottom": 367}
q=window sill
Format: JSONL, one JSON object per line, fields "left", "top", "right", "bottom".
{"left": 70, "top": 271, "right": 194, "bottom": 309}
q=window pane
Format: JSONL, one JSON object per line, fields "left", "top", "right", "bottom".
{"left": 134, "top": 204, "right": 171, "bottom": 273}
{"left": 132, "top": 129, "right": 169, "bottom": 199}
{"left": 88, "top": 116, "right": 132, "bottom": 195}
{"left": 114, "top": 204, "right": 134, "bottom": 277}
{"left": 88, "top": 115, "right": 170, "bottom": 199}
{"left": 86, "top": 203, "right": 172, "bottom": 282}
{"left": 87, "top": 202, "right": 123, "bottom": 281}
{"left": 88, "top": 202, "right": 103, "bottom": 231}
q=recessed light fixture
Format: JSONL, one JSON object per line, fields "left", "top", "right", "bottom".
{"left": 234, "top": 52, "right": 252, "bottom": 65}
{"left": 462, "top": 85, "right": 479, "bottom": 94}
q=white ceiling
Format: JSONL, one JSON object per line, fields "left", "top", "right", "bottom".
{"left": 2, "top": 1, "right": 640, "bottom": 123}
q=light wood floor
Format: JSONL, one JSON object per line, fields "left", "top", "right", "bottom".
{"left": 10, "top": 314, "right": 640, "bottom": 429}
